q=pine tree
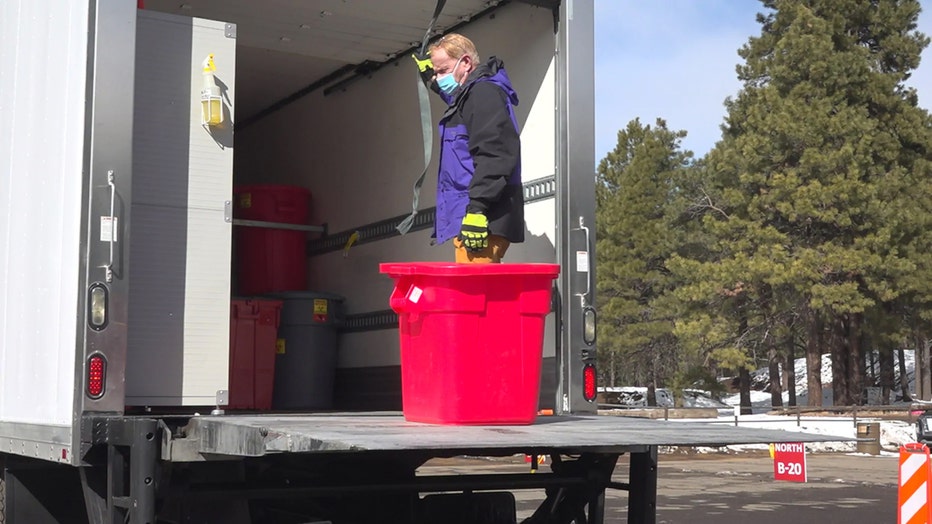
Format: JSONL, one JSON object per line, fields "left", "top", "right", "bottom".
{"left": 695, "top": 0, "right": 932, "bottom": 406}
{"left": 667, "top": 145, "right": 795, "bottom": 412}
{"left": 595, "top": 118, "right": 693, "bottom": 399}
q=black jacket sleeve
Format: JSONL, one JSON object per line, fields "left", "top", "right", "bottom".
{"left": 461, "top": 81, "right": 520, "bottom": 214}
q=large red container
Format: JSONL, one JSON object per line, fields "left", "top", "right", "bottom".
{"left": 229, "top": 299, "right": 283, "bottom": 410}
{"left": 233, "top": 185, "right": 311, "bottom": 296}
{"left": 380, "top": 262, "right": 560, "bottom": 425}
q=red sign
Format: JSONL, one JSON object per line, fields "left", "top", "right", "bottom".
{"left": 772, "top": 442, "right": 807, "bottom": 483}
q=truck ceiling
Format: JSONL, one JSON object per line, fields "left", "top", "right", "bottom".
{"left": 143, "top": 0, "right": 528, "bottom": 123}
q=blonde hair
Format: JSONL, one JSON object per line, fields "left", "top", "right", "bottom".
{"left": 429, "top": 33, "right": 480, "bottom": 63}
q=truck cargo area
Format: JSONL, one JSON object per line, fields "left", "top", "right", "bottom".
{"left": 123, "top": 0, "right": 566, "bottom": 413}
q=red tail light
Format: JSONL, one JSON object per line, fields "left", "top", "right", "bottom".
{"left": 583, "top": 363, "right": 597, "bottom": 402}
{"left": 87, "top": 354, "right": 107, "bottom": 399}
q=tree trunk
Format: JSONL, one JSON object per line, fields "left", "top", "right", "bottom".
{"left": 769, "top": 347, "right": 783, "bottom": 408}
{"left": 785, "top": 337, "right": 797, "bottom": 407}
{"left": 646, "top": 382, "right": 657, "bottom": 407}
{"left": 861, "top": 331, "right": 872, "bottom": 403}
{"left": 609, "top": 351, "right": 616, "bottom": 388}
{"left": 898, "top": 348, "right": 913, "bottom": 402}
{"left": 806, "top": 312, "right": 823, "bottom": 407}
{"left": 880, "top": 347, "right": 894, "bottom": 404}
{"left": 847, "top": 313, "right": 863, "bottom": 405}
{"left": 830, "top": 315, "right": 849, "bottom": 406}
{"left": 734, "top": 300, "right": 752, "bottom": 414}
{"left": 709, "top": 359, "right": 722, "bottom": 402}
{"left": 917, "top": 333, "right": 931, "bottom": 401}
{"left": 739, "top": 366, "right": 752, "bottom": 415}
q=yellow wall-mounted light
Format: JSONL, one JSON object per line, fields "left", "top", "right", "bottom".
{"left": 200, "top": 54, "right": 223, "bottom": 126}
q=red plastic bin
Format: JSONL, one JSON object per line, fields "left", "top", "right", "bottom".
{"left": 233, "top": 185, "right": 311, "bottom": 296}
{"left": 229, "top": 299, "right": 283, "bottom": 410}
{"left": 379, "top": 262, "right": 560, "bottom": 425}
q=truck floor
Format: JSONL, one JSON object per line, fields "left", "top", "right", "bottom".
{"left": 177, "top": 413, "right": 844, "bottom": 458}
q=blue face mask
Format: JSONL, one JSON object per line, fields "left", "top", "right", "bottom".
{"left": 437, "top": 73, "right": 459, "bottom": 95}
{"left": 436, "top": 56, "right": 464, "bottom": 95}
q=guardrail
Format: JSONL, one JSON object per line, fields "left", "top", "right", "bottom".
{"left": 598, "top": 403, "right": 922, "bottom": 427}
{"left": 772, "top": 404, "right": 918, "bottom": 427}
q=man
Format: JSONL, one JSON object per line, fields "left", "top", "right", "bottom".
{"left": 413, "top": 34, "right": 524, "bottom": 263}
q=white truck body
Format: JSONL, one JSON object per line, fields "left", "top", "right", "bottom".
{"left": 1, "top": 0, "right": 92, "bottom": 458}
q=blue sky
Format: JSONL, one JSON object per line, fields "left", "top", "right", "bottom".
{"left": 594, "top": 1, "right": 932, "bottom": 162}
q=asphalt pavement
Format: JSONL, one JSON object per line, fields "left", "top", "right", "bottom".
{"left": 421, "top": 452, "right": 899, "bottom": 523}
{"left": 614, "top": 452, "right": 897, "bottom": 524}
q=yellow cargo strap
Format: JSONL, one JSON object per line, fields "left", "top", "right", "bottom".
{"left": 343, "top": 230, "right": 360, "bottom": 257}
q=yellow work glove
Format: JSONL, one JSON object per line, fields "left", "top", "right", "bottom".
{"left": 459, "top": 212, "right": 489, "bottom": 252}
{"left": 412, "top": 52, "right": 433, "bottom": 73}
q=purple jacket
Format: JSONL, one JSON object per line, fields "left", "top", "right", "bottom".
{"left": 434, "top": 57, "right": 524, "bottom": 245}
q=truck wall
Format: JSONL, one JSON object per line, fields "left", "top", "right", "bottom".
{"left": 0, "top": 0, "right": 88, "bottom": 431}
{"left": 234, "top": 2, "right": 558, "bottom": 407}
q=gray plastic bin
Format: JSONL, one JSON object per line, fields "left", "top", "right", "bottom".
{"left": 270, "top": 291, "right": 344, "bottom": 410}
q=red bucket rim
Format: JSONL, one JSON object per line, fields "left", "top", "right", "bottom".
{"left": 233, "top": 184, "right": 311, "bottom": 196}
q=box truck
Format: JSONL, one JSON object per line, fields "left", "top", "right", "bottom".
{"left": 0, "top": 1, "right": 836, "bottom": 522}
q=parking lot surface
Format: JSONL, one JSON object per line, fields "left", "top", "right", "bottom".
{"left": 421, "top": 452, "right": 898, "bottom": 523}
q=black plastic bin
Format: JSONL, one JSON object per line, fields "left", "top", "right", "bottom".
{"left": 269, "top": 291, "right": 344, "bottom": 410}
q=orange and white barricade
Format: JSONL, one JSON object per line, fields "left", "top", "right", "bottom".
{"left": 899, "top": 443, "right": 932, "bottom": 524}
